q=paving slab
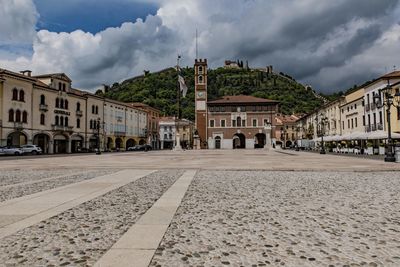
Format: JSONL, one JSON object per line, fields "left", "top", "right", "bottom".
{"left": 95, "top": 170, "right": 196, "bottom": 267}
{"left": 0, "top": 169, "right": 154, "bottom": 238}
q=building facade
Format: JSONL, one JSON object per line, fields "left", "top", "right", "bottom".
{"left": 159, "top": 117, "right": 194, "bottom": 149}
{"left": 207, "top": 95, "right": 279, "bottom": 149}
{"left": 0, "top": 68, "right": 149, "bottom": 153}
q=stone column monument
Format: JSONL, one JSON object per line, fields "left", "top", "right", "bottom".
{"left": 264, "top": 123, "right": 272, "bottom": 150}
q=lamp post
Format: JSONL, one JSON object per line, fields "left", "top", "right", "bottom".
{"left": 96, "top": 118, "right": 101, "bottom": 155}
{"left": 295, "top": 126, "right": 300, "bottom": 151}
{"left": 280, "top": 127, "right": 286, "bottom": 149}
{"left": 374, "top": 80, "right": 400, "bottom": 162}
{"left": 315, "top": 113, "right": 328, "bottom": 154}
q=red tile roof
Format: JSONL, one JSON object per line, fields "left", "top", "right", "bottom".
{"left": 207, "top": 95, "right": 278, "bottom": 104}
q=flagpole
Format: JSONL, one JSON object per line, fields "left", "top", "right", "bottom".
{"left": 174, "top": 55, "right": 182, "bottom": 151}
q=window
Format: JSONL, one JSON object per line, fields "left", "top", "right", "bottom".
{"left": 15, "top": 110, "right": 21, "bottom": 122}
{"left": 232, "top": 120, "right": 236, "bottom": 127}
{"left": 12, "top": 88, "right": 18, "bottom": 100}
{"left": 64, "top": 117, "right": 69, "bottom": 127}
{"left": 19, "top": 90, "right": 25, "bottom": 102}
{"left": 56, "top": 98, "right": 59, "bottom": 108}
{"left": 347, "top": 119, "right": 350, "bottom": 128}
{"left": 342, "top": 121, "right": 344, "bottom": 130}
{"left": 40, "top": 95, "right": 45, "bottom": 105}
{"left": 22, "top": 111, "right": 27, "bottom": 123}
{"left": 55, "top": 116, "right": 59, "bottom": 125}
{"left": 90, "top": 120, "right": 93, "bottom": 129}
{"left": 209, "top": 120, "right": 215, "bottom": 127}
{"left": 60, "top": 116, "right": 64, "bottom": 126}
{"left": 198, "top": 66, "right": 203, "bottom": 74}
{"left": 253, "top": 119, "right": 257, "bottom": 127}
{"left": 198, "top": 75, "right": 203, "bottom": 84}
{"left": 92, "top": 105, "right": 95, "bottom": 114}
{"left": 58, "top": 82, "right": 62, "bottom": 90}
{"left": 77, "top": 102, "right": 81, "bottom": 111}
{"left": 40, "top": 114, "right": 45, "bottom": 125}
{"left": 95, "top": 106, "right": 98, "bottom": 114}
{"left": 263, "top": 119, "right": 269, "bottom": 126}
{"left": 221, "top": 120, "right": 226, "bottom": 127}
{"left": 237, "top": 117, "right": 241, "bottom": 127}
{"left": 398, "top": 107, "right": 400, "bottom": 120}
{"left": 368, "top": 114, "right": 371, "bottom": 126}
{"left": 351, "top": 118, "right": 353, "bottom": 129}
{"left": 242, "top": 119, "right": 246, "bottom": 126}
{"left": 64, "top": 100, "right": 69, "bottom": 110}
{"left": 60, "top": 99, "right": 64, "bottom": 109}
{"left": 8, "top": 109, "right": 14, "bottom": 122}
{"left": 62, "top": 83, "right": 66, "bottom": 91}
{"left": 363, "top": 115, "right": 365, "bottom": 126}
{"left": 355, "top": 104, "right": 357, "bottom": 109}
{"left": 362, "top": 101, "right": 364, "bottom": 107}
{"left": 355, "top": 118, "right": 357, "bottom": 127}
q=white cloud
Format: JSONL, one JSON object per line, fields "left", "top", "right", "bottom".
{"left": 0, "top": 0, "right": 399, "bottom": 92}
{"left": 0, "top": 0, "right": 38, "bottom": 44}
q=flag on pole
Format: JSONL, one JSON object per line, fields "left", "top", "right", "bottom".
{"left": 178, "top": 75, "right": 188, "bottom": 98}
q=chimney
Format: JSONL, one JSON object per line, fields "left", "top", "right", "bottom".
{"left": 20, "top": 70, "right": 32, "bottom": 77}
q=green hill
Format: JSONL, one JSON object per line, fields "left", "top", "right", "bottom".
{"left": 99, "top": 67, "right": 325, "bottom": 121}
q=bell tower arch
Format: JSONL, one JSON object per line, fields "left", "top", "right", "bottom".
{"left": 194, "top": 59, "right": 208, "bottom": 148}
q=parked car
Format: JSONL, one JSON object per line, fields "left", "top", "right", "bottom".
{"left": 0, "top": 146, "right": 24, "bottom": 156}
{"left": 20, "top": 145, "right": 42, "bottom": 155}
{"left": 127, "top": 144, "right": 152, "bottom": 151}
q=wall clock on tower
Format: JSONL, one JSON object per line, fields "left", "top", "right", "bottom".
{"left": 197, "top": 91, "right": 204, "bottom": 98}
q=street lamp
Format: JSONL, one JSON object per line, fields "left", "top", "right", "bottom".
{"left": 315, "top": 113, "right": 328, "bottom": 154}
{"left": 280, "top": 127, "right": 287, "bottom": 149}
{"left": 374, "top": 81, "right": 400, "bottom": 162}
{"left": 295, "top": 126, "right": 300, "bottom": 151}
{"left": 96, "top": 118, "right": 101, "bottom": 155}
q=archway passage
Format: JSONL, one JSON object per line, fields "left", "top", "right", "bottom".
{"left": 33, "top": 133, "right": 50, "bottom": 153}
{"left": 215, "top": 136, "right": 221, "bottom": 149}
{"left": 233, "top": 133, "right": 246, "bottom": 149}
{"left": 107, "top": 137, "right": 113, "bottom": 150}
{"left": 126, "top": 138, "right": 136, "bottom": 149}
{"left": 89, "top": 136, "right": 98, "bottom": 151}
{"left": 139, "top": 139, "right": 146, "bottom": 145}
{"left": 255, "top": 133, "right": 266, "bottom": 149}
{"left": 115, "top": 138, "right": 123, "bottom": 150}
{"left": 71, "top": 135, "right": 83, "bottom": 153}
{"left": 53, "top": 134, "right": 68, "bottom": 154}
{"left": 7, "top": 132, "right": 27, "bottom": 147}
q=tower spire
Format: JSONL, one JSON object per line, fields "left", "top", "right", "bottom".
{"left": 196, "top": 29, "right": 198, "bottom": 59}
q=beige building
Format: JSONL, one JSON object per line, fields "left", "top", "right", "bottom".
{"left": 275, "top": 114, "right": 300, "bottom": 148}
{"left": 159, "top": 117, "right": 194, "bottom": 149}
{"left": 0, "top": 68, "right": 149, "bottom": 153}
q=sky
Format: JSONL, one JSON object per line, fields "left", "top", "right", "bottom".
{"left": 0, "top": 0, "right": 400, "bottom": 93}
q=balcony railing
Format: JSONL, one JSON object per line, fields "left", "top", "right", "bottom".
{"left": 14, "top": 122, "right": 23, "bottom": 130}
{"left": 39, "top": 104, "right": 48, "bottom": 112}
{"left": 371, "top": 102, "right": 376, "bottom": 111}
{"left": 365, "top": 104, "right": 370, "bottom": 112}
{"left": 377, "top": 123, "right": 383, "bottom": 130}
{"left": 52, "top": 125, "right": 73, "bottom": 132}
{"left": 76, "top": 110, "right": 83, "bottom": 117}
{"left": 365, "top": 125, "right": 371, "bottom": 132}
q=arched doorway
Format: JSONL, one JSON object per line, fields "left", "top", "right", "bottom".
{"left": 215, "top": 136, "right": 221, "bottom": 149}
{"left": 7, "top": 131, "right": 27, "bottom": 147}
{"left": 255, "top": 133, "right": 266, "bottom": 149}
{"left": 107, "top": 137, "right": 113, "bottom": 150}
{"left": 115, "top": 138, "right": 123, "bottom": 150}
{"left": 71, "top": 135, "right": 84, "bottom": 153}
{"left": 53, "top": 134, "right": 68, "bottom": 154}
{"left": 33, "top": 133, "right": 50, "bottom": 153}
{"left": 126, "top": 138, "right": 135, "bottom": 149}
{"left": 89, "top": 136, "right": 98, "bottom": 151}
{"left": 139, "top": 139, "right": 146, "bottom": 145}
{"left": 233, "top": 133, "right": 246, "bottom": 149}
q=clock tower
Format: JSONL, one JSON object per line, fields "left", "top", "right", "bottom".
{"left": 194, "top": 59, "right": 208, "bottom": 149}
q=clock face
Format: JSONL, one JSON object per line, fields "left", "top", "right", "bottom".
{"left": 197, "top": 91, "right": 204, "bottom": 98}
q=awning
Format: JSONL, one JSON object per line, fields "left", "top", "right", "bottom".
{"left": 366, "top": 131, "right": 400, "bottom": 140}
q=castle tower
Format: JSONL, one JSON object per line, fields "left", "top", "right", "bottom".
{"left": 194, "top": 59, "right": 208, "bottom": 149}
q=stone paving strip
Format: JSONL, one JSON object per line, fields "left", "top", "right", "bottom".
{"left": 0, "top": 169, "right": 183, "bottom": 266}
{"left": 0, "top": 169, "right": 154, "bottom": 238}
{"left": 0, "top": 169, "right": 83, "bottom": 186}
{"left": 0, "top": 170, "right": 117, "bottom": 203}
{"left": 150, "top": 170, "right": 400, "bottom": 267}
{"left": 95, "top": 170, "right": 196, "bottom": 267}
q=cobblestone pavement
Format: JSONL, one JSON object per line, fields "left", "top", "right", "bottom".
{"left": 0, "top": 170, "right": 116, "bottom": 202}
{"left": 0, "top": 169, "right": 82, "bottom": 186}
{"left": 151, "top": 170, "right": 400, "bottom": 267}
{"left": 0, "top": 170, "right": 183, "bottom": 266}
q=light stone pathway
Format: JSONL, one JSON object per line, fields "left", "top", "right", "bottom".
{"left": 0, "top": 170, "right": 116, "bottom": 202}
{"left": 151, "top": 170, "right": 400, "bottom": 267}
{"left": 0, "top": 169, "right": 83, "bottom": 186}
{"left": 0, "top": 169, "right": 183, "bottom": 266}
